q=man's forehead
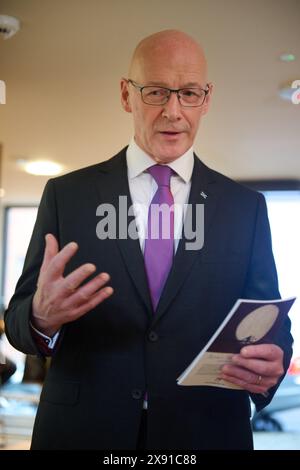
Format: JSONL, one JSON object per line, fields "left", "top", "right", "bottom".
{"left": 134, "top": 63, "right": 206, "bottom": 87}
{"left": 141, "top": 47, "right": 203, "bottom": 67}
{"left": 131, "top": 50, "right": 206, "bottom": 83}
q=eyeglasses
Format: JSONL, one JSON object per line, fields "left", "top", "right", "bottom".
{"left": 127, "top": 79, "right": 209, "bottom": 107}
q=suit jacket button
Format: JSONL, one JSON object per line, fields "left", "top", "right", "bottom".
{"left": 148, "top": 331, "right": 159, "bottom": 342}
{"left": 132, "top": 389, "right": 143, "bottom": 400}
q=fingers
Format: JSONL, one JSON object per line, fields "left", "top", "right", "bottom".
{"left": 221, "top": 364, "right": 276, "bottom": 391}
{"left": 220, "top": 345, "right": 285, "bottom": 393}
{"left": 46, "top": 240, "right": 79, "bottom": 280}
{"left": 61, "top": 263, "right": 97, "bottom": 296}
{"left": 240, "top": 344, "right": 283, "bottom": 361}
{"left": 34, "top": 234, "right": 114, "bottom": 330}
{"left": 40, "top": 233, "right": 59, "bottom": 273}
{"left": 220, "top": 370, "right": 268, "bottom": 394}
{"left": 231, "top": 347, "right": 284, "bottom": 377}
{"left": 62, "top": 272, "right": 111, "bottom": 308}
{"left": 68, "top": 285, "right": 114, "bottom": 319}
{"left": 40, "top": 234, "right": 79, "bottom": 281}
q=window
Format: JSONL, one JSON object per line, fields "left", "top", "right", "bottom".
{"left": 263, "top": 190, "right": 300, "bottom": 356}
{"left": 2, "top": 206, "right": 38, "bottom": 308}
{"left": 1, "top": 207, "right": 38, "bottom": 381}
{"left": 240, "top": 180, "right": 300, "bottom": 357}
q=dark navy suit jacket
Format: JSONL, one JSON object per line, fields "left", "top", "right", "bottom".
{"left": 5, "top": 148, "right": 293, "bottom": 449}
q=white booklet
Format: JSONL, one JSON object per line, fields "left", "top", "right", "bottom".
{"left": 177, "top": 297, "right": 296, "bottom": 389}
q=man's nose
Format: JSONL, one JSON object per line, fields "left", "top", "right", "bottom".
{"left": 161, "top": 92, "right": 182, "bottom": 121}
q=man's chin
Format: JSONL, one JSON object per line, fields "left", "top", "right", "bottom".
{"left": 154, "top": 145, "right": 187, "bottom": 163}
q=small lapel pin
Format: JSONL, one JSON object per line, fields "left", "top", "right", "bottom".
{"left": 200, "top": 191, "right": 208, "bottom": 199}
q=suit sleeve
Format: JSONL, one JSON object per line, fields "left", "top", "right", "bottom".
{"left": 243, "top": 193, "right": 293, "bottom": 411}
{"left": 4, "top": 179, "right": 59, "bottom": 355}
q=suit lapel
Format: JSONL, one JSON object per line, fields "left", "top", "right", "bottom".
{"left": 94, "top": 149, "right": 153, "bottom": 315}
{"left": 93, "top": 149, "right": 219, "bottom": 322}
{"left": 152, "top": 155, "right": 219, "bottom": 324}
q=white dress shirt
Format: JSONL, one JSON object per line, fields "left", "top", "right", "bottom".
{"left": 126, "top": 138, "right": 194, "bottom": 252}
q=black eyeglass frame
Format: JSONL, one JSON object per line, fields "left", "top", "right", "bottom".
{"left": 126, "top": 79, "right": 209, "bottom": 107}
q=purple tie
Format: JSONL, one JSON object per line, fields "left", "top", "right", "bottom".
{"left": 144, "top": 165, "right": 174, "bottom": 310}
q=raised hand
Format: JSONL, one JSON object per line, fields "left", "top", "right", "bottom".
{"left": 32, "top": 233, "right": 113, "bottom": 336}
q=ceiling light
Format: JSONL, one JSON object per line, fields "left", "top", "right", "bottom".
{"left": 0, "top": 15, "right": 20, "bottom": 39}
{"left": 17, "top": 159, "right": 64, "bottom": 176}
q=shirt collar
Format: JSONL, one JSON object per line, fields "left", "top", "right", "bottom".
{"left": 126, "top": 138, "right": 194, "bottom": 183}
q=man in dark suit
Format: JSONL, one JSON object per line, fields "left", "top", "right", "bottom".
{"left": 4, "top": 30, "right": 293, "bottom": 450}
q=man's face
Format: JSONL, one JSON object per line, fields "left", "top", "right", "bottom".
{"left": 121, "top": 42, "right": 212, "bottom": 163}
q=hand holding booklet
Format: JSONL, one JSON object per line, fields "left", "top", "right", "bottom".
{"left": 177, "top": 297, "right": 296, "bottom": 389}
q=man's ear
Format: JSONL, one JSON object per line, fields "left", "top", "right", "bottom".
{"left": 120, "top": 78, "right": 132, "bottom": 113}
{"left": 201, "top": 82, "right": 213, "bottom": 116}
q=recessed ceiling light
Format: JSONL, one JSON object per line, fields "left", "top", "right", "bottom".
{"left": 17, "top": 159, "right": 64, "bottom": 176}
{"left": 279, "top": 53, "right": 296, "bottom": 62}
{"left": 0, "top": 15, "right": 20, "bottom": 39}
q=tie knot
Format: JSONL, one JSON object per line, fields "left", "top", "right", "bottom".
{"left": 148, "top": 165, "right": 173, "bottom": 188}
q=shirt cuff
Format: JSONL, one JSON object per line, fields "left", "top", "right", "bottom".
{"left": 30, "top": 322, "right": 60, "bottom": 349}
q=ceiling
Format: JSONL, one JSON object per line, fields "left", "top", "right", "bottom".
{"left": 0, "top": 0, "right": 299, "bottom": 204}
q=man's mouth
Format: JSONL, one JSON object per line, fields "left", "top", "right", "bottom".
{"left": 160, "top": 131, "right": 182, "bottom": 135}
